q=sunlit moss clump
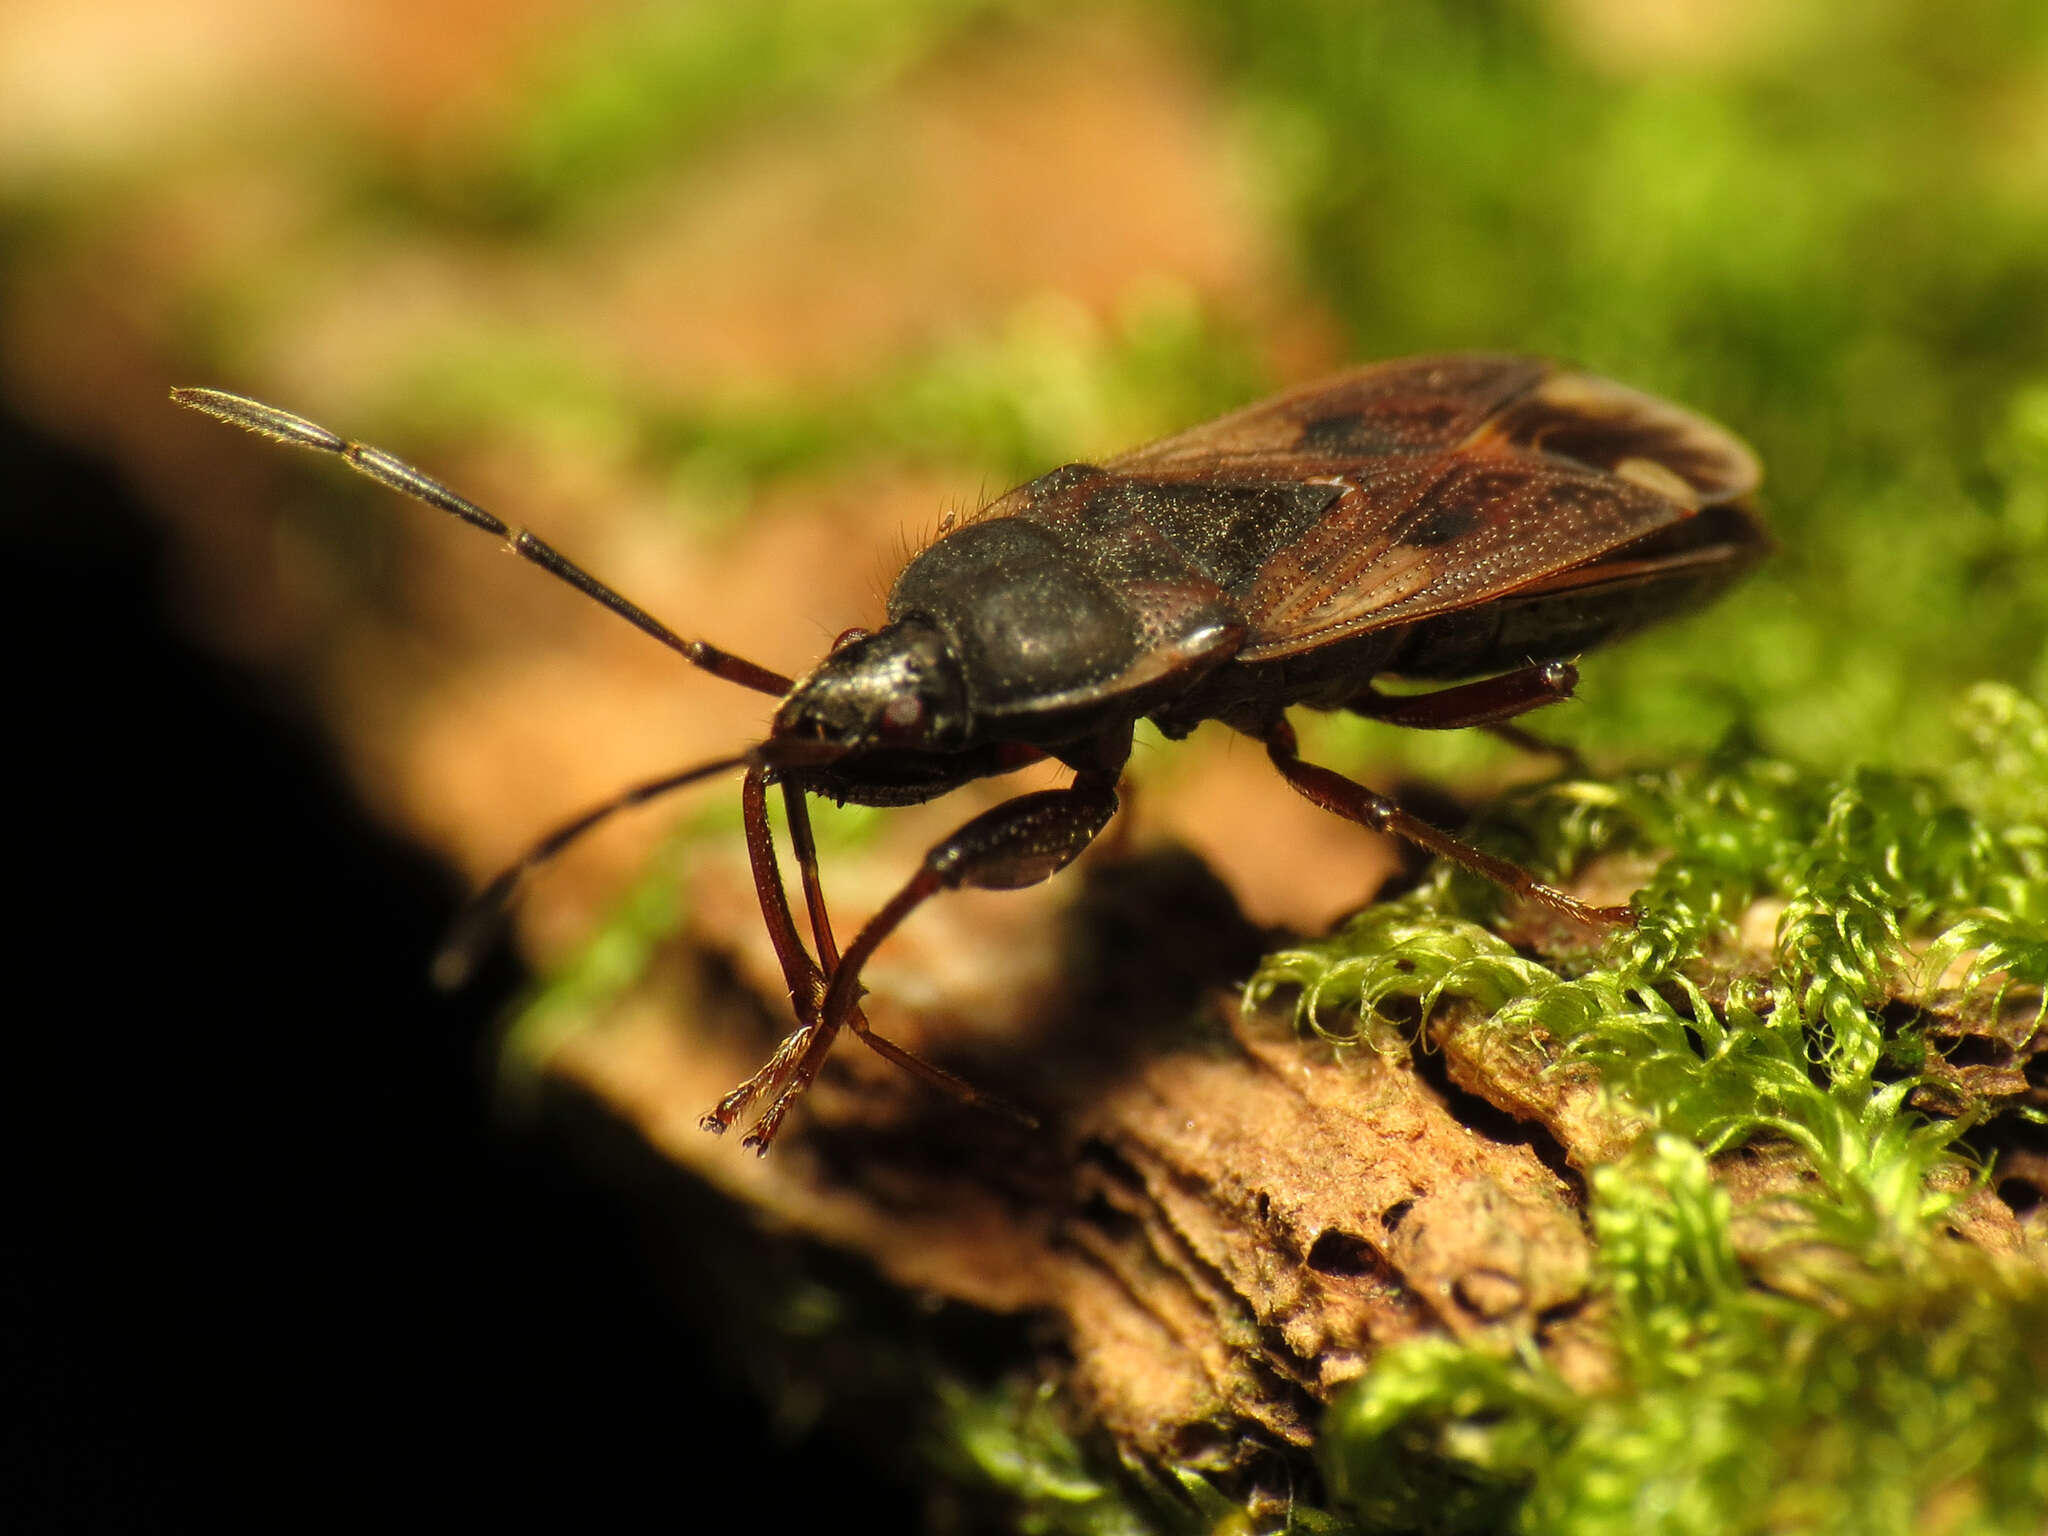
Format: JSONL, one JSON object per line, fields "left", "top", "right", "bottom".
{"left": 1242, "top": 684, "right": 2048, "bottom": 1535}
{"left": 1322, "top": 1142, "right": 2048, "bottom": 1536}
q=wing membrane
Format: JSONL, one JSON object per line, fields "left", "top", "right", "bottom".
{"left": 1104, "top": 355, "right": 1761, "bottom": 660}
{"left": 1109, "top": 355, "right": 1552, "bottom": 469}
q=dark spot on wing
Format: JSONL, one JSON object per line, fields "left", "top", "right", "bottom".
{"left": 1297, "top": 398, "right": 1469, "bottom": 454}
{"left": 1457, "top": 469, "right": 1527, "bottom": 505}
{"left": 1298, "top": 413, "right": 1367, "bottom": 451}
{"left": 1381, "top": 398, "right": 1468, "bottom": 441}
{"left": 1403, "top": 505, "right": 1481, "bottom": 547}
{"left": 1398, "top": 464, "right": 1525, "bottom": 549}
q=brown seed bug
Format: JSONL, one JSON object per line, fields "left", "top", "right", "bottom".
{"left": 172, "top": 355, "right": 1766, "bottom": 1151}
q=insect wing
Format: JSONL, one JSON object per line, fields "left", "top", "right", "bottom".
{"left": 1499, "top": 501, "right": 1770, "bottom": 603}
{"left": 1112, "top": 356, "right": 1761, "bottom": 660}
{"left": 1108, "top": 355, "right": 1553, "bottom": 469}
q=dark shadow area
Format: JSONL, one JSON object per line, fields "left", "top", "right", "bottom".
{"left": 782, "top": 840, "right": 1275, "bottom": 1187}
{"left": 1053, "top": 846, "right": 1279, "bottom": 1055}
{"left": 2, "top": 408, "right": 919, "bottom": 1527}
{"left": 532, "top": 1076, "right": 1051, "bottom": 1534}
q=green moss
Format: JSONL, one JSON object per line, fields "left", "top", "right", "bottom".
{"left": 1322, "top": 1139, "right": 2048, "bottom": 1536}
{"left": 935, "top": 1374, "right": 1372, "bottom": 1536}
{"left": 358, "top": 0, "right": 1049, "bottom": 228}
{"left": 955, "top": 673, "right": 2043, "bottom": 1530}
{"left": 935, "top": 1378, "right": 1208, "bottom": 1536}
{"left": 1247, "top": 687, "right": 2048, "bottom": 1534}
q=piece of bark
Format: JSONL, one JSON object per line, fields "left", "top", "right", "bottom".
{"left": 550, "top": 843, "right": 1603, "bottom": 1476}
{"left": 546, "top": 842, "right": 2045, "bottom": 1492}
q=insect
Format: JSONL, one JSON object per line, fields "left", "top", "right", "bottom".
{"left": 173, "top": 355, "right": 1766, "bottom": 1151}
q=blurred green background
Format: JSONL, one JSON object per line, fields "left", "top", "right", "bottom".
{"left": 8, "top": 0, "right": 2045, "bottom": 796}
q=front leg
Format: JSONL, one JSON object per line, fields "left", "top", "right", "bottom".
{"left": 696, "top": 765, "right": 837, "bottom": 1140}
{"left": 737, "top": 782, "right": 1039, "bottom": 1153}
{"left": 816, "top": 773, "right": 1122, "bottom": 1043}
{"left": 703, "top": 767, "right": 1048, "bottom": 1153}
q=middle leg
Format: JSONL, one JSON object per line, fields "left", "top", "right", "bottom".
{"left": 814, "top": 773, "right": 1123, "bottom": 1045}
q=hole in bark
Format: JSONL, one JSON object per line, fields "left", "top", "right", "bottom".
{"left": 1305, "top": 1228, "right": 1378, "bottom": 1278}
{"left": 1380, "top": 1199, "right": 1415, "bottom": 1234}
{"left": 1166, "top": 1421, "right": 1230, "bottom": 1463}
{"left": 1997, "top": 1176, "right": 2043, "bottom": 1216}
{"left": 1878, "top": 997, "right": 1922, "bottom": 1033}
{"left": 1255, "top": 1191, "right": 1271, "bottom": 1221}
{"left": 1941, "top": 1034, "right": 2008, "bottom": 1069}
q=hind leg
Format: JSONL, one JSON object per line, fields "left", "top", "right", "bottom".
{"left": 1257, "top": 715, "right": 1631, "bottom": 926}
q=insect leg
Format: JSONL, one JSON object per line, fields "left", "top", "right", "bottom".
{"left": 1343, "top": 661, "right": 1577, "bottom": 730}
{"left": 784, "top": 779, "right": 840, "bottom": 966}
{"left": 780, "top": 782, "right": 1040, "bottom": 1138}
{"left": 699, "top": 766, "right": 834, "bottom": 1141}
{"left": 1344, "top": 661, "right": 1590, "bottom": 773}
{"left": 814, "top": 775, "right": 1122, "bottom": 1066}
{"left": 170, "top": 387, "right": 792, "bottom": 696}
{"left": 728, "top": 783, "right": 849, "bottom": 1152}
{"left": 1259, "top": 719, "right": 1633, "bottom": 926}
{"left": 702, "top": 772, "right": 1035, "bottom": 1151}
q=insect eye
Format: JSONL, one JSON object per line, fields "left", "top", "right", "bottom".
{"left": 880, "top": 695, "right": 925, "bottom": 738}
{"left": 831, "top": 626, "right": 872, "bottom": 653}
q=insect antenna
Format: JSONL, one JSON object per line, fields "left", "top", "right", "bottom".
{"left": 169, "top": 387, "right": 793, "bottom": 697}
{"left": 432, "top": 751, "right": 753, "bottom": 989}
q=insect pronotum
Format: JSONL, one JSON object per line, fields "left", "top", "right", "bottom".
{"left": 173, "top": 355, "right": 1766, "bottom": 1151}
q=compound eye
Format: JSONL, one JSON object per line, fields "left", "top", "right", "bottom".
{"left": 879, "top": 694, "right": 925, "bottom": 740}
{"left": 831, "top": 626, "right": 872, "bottom": 653}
